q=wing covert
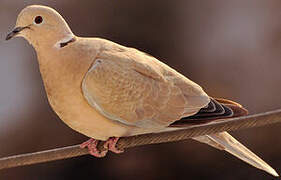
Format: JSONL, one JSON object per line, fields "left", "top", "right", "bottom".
{"left": 82, "top": 48, "right": 209, "bottom": 128}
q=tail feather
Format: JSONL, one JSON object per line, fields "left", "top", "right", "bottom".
{"left": 215, "top": 97, "right": 243, "bottom": 107}
{"left": 193, "top": 132, "right": 279, "bottom": 177}
{"left": 170, "top": 98, "right": 247, "bottom": 126}
{"left": 170, "top": 97, "right": 278, "bottom": 176}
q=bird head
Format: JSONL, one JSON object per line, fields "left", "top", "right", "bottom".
{"left": 6, "top": 5, "right": 74, "bottom": 49}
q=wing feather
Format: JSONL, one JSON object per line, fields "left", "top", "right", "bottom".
{"left": 82, "top": 46, "right": 209, "bottom": 128}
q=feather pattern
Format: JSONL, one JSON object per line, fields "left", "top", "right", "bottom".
{"left": 82, "top": 47, "right": 210, "bottom": 128}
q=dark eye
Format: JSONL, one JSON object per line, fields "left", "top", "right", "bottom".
{"left": 34, "top": 16, "right": 43, "bottom": 24}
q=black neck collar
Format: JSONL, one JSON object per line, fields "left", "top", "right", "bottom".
{"left": 60, "top": 37, "right": 76, "bottom": 48}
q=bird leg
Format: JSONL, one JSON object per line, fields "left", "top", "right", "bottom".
{"left": 80, "top": 137, "right": 123, "bottom": 157}
{"left": 80, "top": 138, "right": 108, "bottom": 157}
{"left": 103, "top": 137, "right": 124, "bottom": 154}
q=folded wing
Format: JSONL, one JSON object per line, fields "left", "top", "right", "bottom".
{"left": 82, "top": 47, "right": 209, "bottom": 128}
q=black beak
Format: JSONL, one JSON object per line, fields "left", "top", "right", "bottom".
{"left": 6, "top": 26, "right": 29, "bottom": 40}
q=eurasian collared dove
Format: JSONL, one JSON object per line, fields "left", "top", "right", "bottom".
{"left": 6, "top": 5, "right": 278, "bottom": 176}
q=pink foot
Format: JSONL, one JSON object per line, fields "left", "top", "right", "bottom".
{"left": 80, "top": 138, "right": 108, "bottom": 158}
{"left": 104, "top": 137, "right": 124, "bottom": 154}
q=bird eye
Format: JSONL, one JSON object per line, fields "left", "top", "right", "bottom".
{"left": 34, "top": 16, "right": 43, "bottom": 24}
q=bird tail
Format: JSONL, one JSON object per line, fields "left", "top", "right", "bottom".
{"left": 172, "top": 98, "right": 279, "bottom": 177}
{"left": 193, "top": 132, "right": 278, "bottom": 177}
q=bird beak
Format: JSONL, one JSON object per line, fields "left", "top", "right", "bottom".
{"left": 6, "top": 26, "right": 29, "bottom": 40}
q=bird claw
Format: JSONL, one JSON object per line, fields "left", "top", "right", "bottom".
{"left": 80, "top": 138, "right": 108, "bottom": 158}
{"left": 104, "top": 137, "right": 124, "bottom": 154}
{"left": 80, "top": 137, "right": 123, "bottom": 157}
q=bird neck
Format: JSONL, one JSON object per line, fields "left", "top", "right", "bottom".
{"left": 31, "top": 33, "right": 74, "bottom": 51}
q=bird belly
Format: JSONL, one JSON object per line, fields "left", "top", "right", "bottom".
{"left": 44, "top": 83, "right": 131, "bottom": 141}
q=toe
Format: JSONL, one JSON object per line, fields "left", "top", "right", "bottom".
{"left": 80, "top": 138, "right": 95, "bottom": 148}
{"left": 81, "top": 138, "right": 108, "bottom": 158}
{"left": 88, "top": 148, "right": 107, "bottom": 158}
{"left": 108, "top": 137, "right": 124, "bottom": 154}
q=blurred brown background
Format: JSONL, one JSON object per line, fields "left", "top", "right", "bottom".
{"left": 1, "top": 0, "right": 281, "bottom": 179}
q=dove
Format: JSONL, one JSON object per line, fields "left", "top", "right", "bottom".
{"left": 6, "top": 5, "right": 278, "bottom": 176}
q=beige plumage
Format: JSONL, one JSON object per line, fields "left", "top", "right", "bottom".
{"left": 6, "top": 5, "right": 278, "bottom": 176}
